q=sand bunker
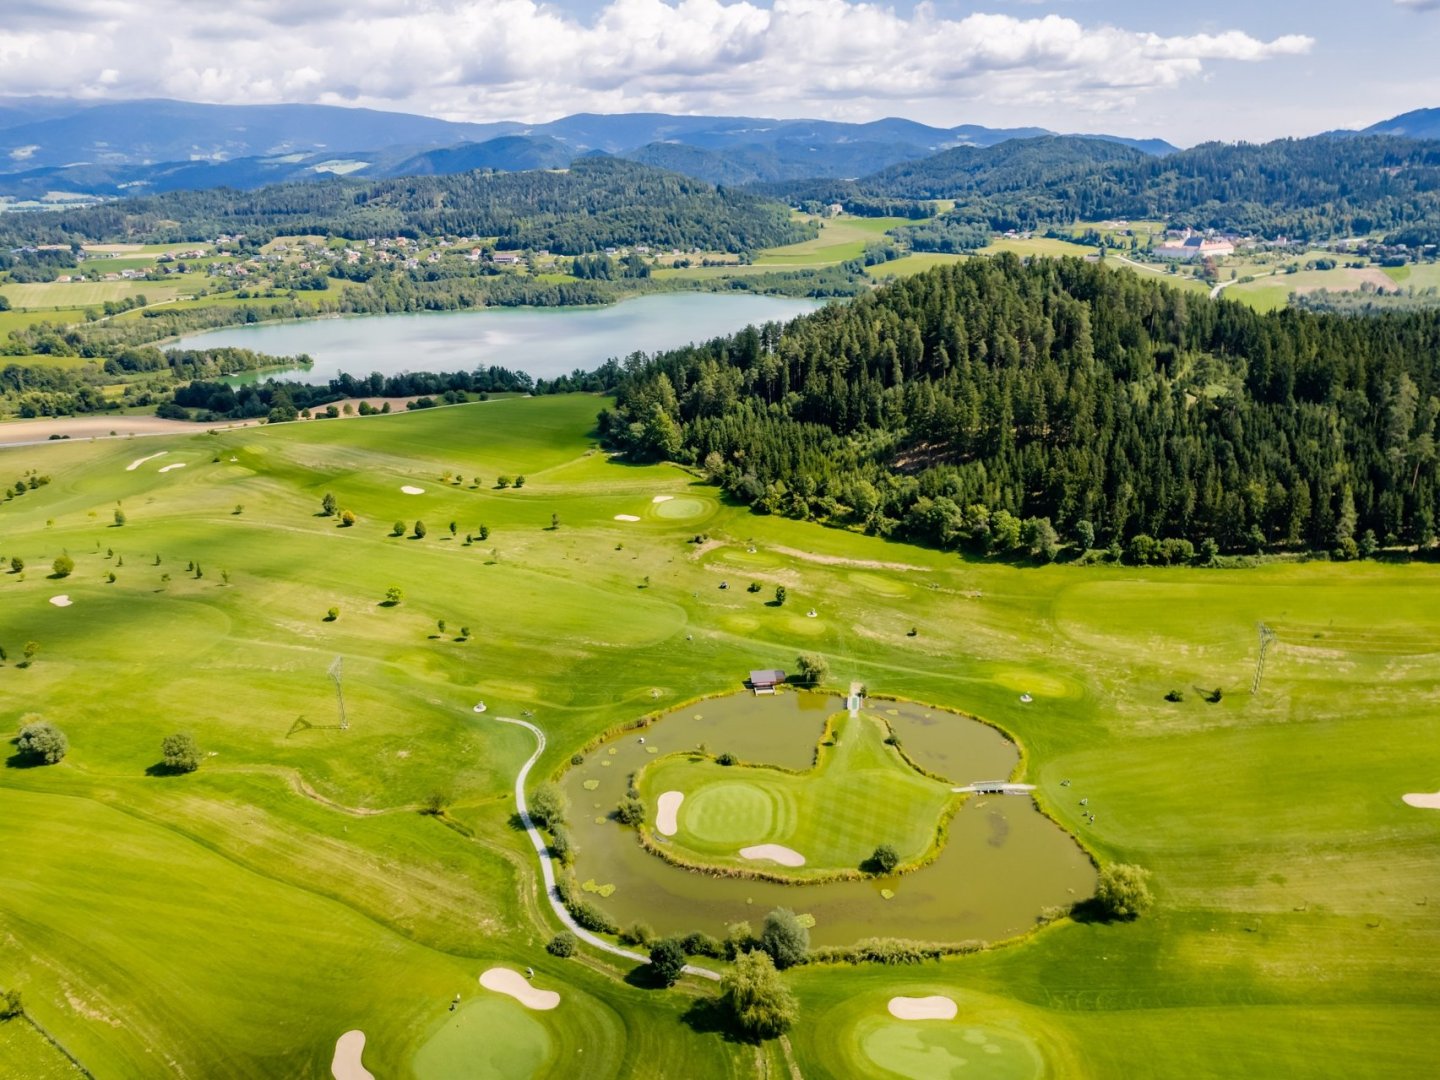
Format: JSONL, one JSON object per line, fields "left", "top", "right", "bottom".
{"left": 652, "top": 495, "right": 674, "bottom": 503}
{"left": 614, "top": 514, "right": 641, "bottom": 522}
{"left": 656, "top": 791, "right": 684, "bottom": 836}
{"left": 739, "top": 843, "right": 806, "bottom": 867}
{"left": 400, "top": 485, "right": 425, "bottom": 495}
{"left": 1403, "top": 791, "right": 1440, "bottom": 809}
{"left": 888, "top": 995, "right": 958, "bottom": 1021}
{"left": 126, "top": 451, "right": 167, "bottom": 471}
{"left": 479, "top": 967, "right": 559, "bottom": 1010}
{"left": 158, "top": 462, "right": 187, "bottom": 473}
{"left": 331, "top": 1030, "right": 374, "bottom": 1080}
{"left": 49, "top": 595, "right": 73, "bottom": 607}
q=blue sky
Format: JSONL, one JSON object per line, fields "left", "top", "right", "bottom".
{"left": 1, "top": 1, "right": 1437, "bottom": 143}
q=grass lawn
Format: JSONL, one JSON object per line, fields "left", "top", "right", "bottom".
{"left": 0, "top": 280, "right": 186, "bottom": 309}
{"left": 1, "top": 394, "right": 1438, "bottom": 1076}
{"left": 639, "top": 711, "right": 953, "bottom": 876}
{"left": 868, "top": 253, "right": 969, "bottom": 280}
{"left": 755, "top": 215, "right": 911, "bottom": 266}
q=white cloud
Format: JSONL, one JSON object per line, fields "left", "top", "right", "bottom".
{"left": 0, "top": 0, "right": 1315, "bottom": 125}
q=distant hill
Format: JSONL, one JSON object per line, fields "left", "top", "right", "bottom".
{"left": 0, "top": 97, "right": 1176, "bottom": 198}
{"left": 0, "top": 156, "right": 815, "bottom": 256}
{"left": 1358, "top": 107, "right": 1440, "bottom": 142}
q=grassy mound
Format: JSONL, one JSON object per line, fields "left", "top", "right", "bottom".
{"left": 639, "top": 711, "right": 954, "bottom": 876}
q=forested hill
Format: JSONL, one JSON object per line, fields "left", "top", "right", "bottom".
{"left": 763, "top": 135, "right": 1440, "bottom": 242}
{"left": 600, "top": 256, "right": 1440, "bottom": 559}
{"left": 0, "top": 157, "right": 813, "bottom": 255}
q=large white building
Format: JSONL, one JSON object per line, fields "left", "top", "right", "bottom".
{"left": 1154, "top": 235, "right": 1236, "bottom": 260}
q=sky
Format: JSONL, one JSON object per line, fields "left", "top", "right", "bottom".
{"left": 1, "top": 0, "right": 1438, "bottom": 144}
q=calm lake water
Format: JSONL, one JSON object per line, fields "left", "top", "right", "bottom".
{"left": 169, "top": 293, "right": 826, "bottom": 384}
{"left": 561, "top": 692, "right": 1095, "bottom": 947}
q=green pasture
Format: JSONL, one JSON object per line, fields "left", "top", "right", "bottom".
{"left": 868, "top": 253, "right": 968, "bottom": 280}
{"left": 755, "top": 215, "right": 911, "bottom": 266}
{"left": 0, "top": 279, "right": 187, "bottom": 309}
{"left": 0, "top": 394, "right": 1438, "bottom": 1076}
{"left": 640, "top": 711, "right": 953, "bottom": 875}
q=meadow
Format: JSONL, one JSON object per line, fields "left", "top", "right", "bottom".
{"left": 1, "top": 395, "right": 1438, "bottom": 1077}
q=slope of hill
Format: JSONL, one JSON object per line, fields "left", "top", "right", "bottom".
{"left": 604, "top": 255, "right": 1440, "bottom": 555}
{"left": 0, "top": 156, "right": 815, "bottom": 255}
{"left": 1359, "top": 107, "right": 1440, "bottom": 141}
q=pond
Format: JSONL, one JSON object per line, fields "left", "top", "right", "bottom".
{"left": 168, "top": 293, "right": 826, "bottom": 384}
{"left": 560, "top": 692, "right": 1095, "bottom": 948}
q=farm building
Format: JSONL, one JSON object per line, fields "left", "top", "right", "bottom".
{"left": 749, "top": 669, "right": 786, "bottom": 694}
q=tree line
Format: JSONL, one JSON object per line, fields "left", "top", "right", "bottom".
{"left": 0, "top": 157, "right": 815, "bottom": 255}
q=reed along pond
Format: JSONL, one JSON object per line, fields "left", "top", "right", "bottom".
{"left": 560, "top": 692, "right": 1096, "bottom": 947}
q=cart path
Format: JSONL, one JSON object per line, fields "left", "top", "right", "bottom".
{"left": 492, "top": 714, "right": 721, "bottom": 981}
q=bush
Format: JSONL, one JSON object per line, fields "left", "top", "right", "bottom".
{"left": 549, "top": 824, "right": 574, "bottom": 865}
{"left": 1164, "top": 689, "right": 1184, "bottom": 702}
{"left": 16, "top": 719, "right": 67, "bottom": 764}
{"left": 391, "top": 520, "right": 405, "bottom": 537}
{"left": 716, "top": 752, "right": 738, "bottom": 766}
{"left": 555, "top": 877, "right": 618, "bottom": 934}
{"left": 719, "top": 950, "right": 797, "bottom": 1039}
{"left": 51, "top": 554, "right": 74, "bottom": 577}
{"left": 649, "top": 937, "right": 687, "bottom": 986}
{"left": 1095, "top": 863, "right": 1154, "bottom": 919}
{"left": 570, "top": 753, "right": 585, "bottom": 766}
{"left": 620, "top": 921, "right": 655, "bottom": 947}
{"left": 160, "top": 732, "right": 202, "bottom": 773}
{"left": 546, "top": 932, "right": 577, "bottom": 958}
{"left": 760, "top": 908, "right": 809, "bottom": 970}
{"left": 867, "top": 843, "right": 899, "bottom": 874}
{"left": 615, "top": 795, "right": 646, "bottom": 826}
{"left": 724, "top": 920, "right": 756, "bottom": 960}
{"left": 809, "top": 938, "right": 942, "bottom": 965}
{"left": 529, "top": 783, "right": 567, "bottom": 829}
{"left": 0, "top": 988, "right": 21, "bottom": 1019}
{"left": 681, "top": 931, "right": 726, "bottom": 959}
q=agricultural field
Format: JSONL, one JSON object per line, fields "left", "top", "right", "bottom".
{"left": 0, "top": 279, "right": 189, "bottom": 309}
{"left": 753, "top": 215, "right": 911, "bottom": 266}
{"left": 1, "top": 396, "right": 1439, "bottom": 1077}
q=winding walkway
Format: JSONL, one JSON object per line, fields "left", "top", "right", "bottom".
{"left": 492, "top": 715, "right": 720, "bottom": 981}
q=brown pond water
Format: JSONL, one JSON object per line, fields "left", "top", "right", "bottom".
{"left": 560, "top": 692, "right": 1096, "bottom": 947}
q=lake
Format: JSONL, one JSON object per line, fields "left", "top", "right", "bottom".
{"left": 168, "top": 293, "right": 826, "bottom": 384}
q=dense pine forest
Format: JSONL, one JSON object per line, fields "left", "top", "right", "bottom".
{"left": 601, "top": 256, "right": 1440, "bottom": 559}
{"left": 0, "top": 157, "right": 813, "bottom": 254}
{"left": 762, "top": 135, "right": 1440, "bottom": 242}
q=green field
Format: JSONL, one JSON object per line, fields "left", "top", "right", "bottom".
{"left": 640, "top": 711, "right": 954, "bottom": 876}
{"left": 2, "top": 395, "right": 1439, "bottom": 1076}
{"left": 755, "top": 215, "right": 911, "bottom": 266}
{"left": 0, "top": 280, "right": 188, "bottom": 309}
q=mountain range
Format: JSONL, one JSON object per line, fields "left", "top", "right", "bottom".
{"left": 0, "top": 98, "right": 1175, "bottom": 199}
{"left": 1, "top": 97, "right": 1437, "bottom": 205}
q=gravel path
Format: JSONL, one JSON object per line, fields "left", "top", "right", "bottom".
{"left": 493, "top": 715, "right": 720, "bottom": 981}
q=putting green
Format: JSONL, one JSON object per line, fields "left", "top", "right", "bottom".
{"left": 855, "top": 1016, "right": 1044, "bottom": 1080}
{"left": 412, "top": 997, "right": 553, "bottom": 1079}
{"left": 639, "top": 711, "right": 955, "bottom": 875}
{"left": 682, "top": 781, "right": 791, "bottom": 845}
{"left": 650, "top": 496, "right": 711, "bottom": 520}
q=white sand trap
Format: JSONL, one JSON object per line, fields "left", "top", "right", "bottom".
{"left": 614, "top": 514, "right": 641, "bottom": 521}
{"left": 400, "top": 485, "right": 425, "bottom": 495}
{"left": 331, "top": 1030, "right": 374, "bottom": 1080}
{"left": 126, "top": 451, "right": 167, "bottom": 471}
{"left": 158, "top": 462, "right": 187, "bottom": 473}
{"left": 1403, "top": 791, "right": 1440, "bottom": 809}
{"left": 656, "top": 791, "right": 684, "bottom": 836}
{"left": 49, "top": 595, "right": 73, "bottom": 607}
{"left": 480, "top": 967, "right": 559, "bottom": 1010}
{"left": 888, "top": 995, "right": 958, "bottom": 1021}
{"left": 652, "top": 495, "right": 674, "bottom": 503}
{"left": 739, "top": 843, "right": 806, "bottom": 867}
